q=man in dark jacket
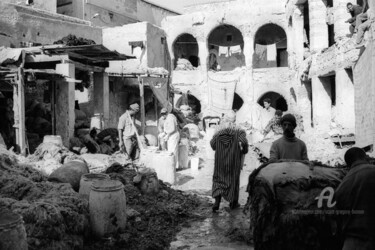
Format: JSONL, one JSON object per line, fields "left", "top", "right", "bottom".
{"left": 335, "top": 147, "right": 375, "bottom": 250}
{"left": 346, "top": 2, "right": 363, "bottom": 33}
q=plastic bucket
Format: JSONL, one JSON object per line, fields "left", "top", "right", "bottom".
{"left": 43, "top": 135, "right": 63, "bottom": 146}
{"left": 89, "top": 180, "right": 127, "bottom": 237}
{"left": 79, "top": 173, "right": 110, "bottom": 201}
{"left": 0, "top": 211, "right": 28, "bottom": 250}
{"left": 191, "top": 157, "right": 199, "bottom": 171}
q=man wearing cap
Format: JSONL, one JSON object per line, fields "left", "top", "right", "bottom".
{"left": 210, "top": 110, "right": 248, "bottom": 211}
{"left": 335, "top": 147, "right": 375, "bottom": 250}
{"left": 269, "top": 114, "right": 308, "bottom": 162}
{"left": 118, "top": 103, "right": 140, "bottom": 161}
{"left": 158, "top": 108, "right": 168, "bottom": 150}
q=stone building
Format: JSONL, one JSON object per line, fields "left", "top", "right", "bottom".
{"left": 161, "top": 0, "right": 364, "bottom": 135}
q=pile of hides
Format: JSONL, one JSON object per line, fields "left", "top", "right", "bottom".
{"left": 175, "top": 58, "right": 195, "bottom": 71}
{"left": 26, "top": 142, "right": 84, "bottom": 176}
{"left": 83, "top": 163, "right": 206, "bottom": 250}
{"left": 0, "top": 150, "right": 88, "bottom": 249}
{"left": 80, "top": 152, "right": 130, "bottom": 173}
{"left": 245, "top": 160, "right": 348, "bottom": 250}
{"left": 54, "top": 34, "right": 95, "bottom": 46}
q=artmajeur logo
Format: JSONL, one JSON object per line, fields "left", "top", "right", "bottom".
{"left": 315, "top": 187, "right": 337, "bottom": 208}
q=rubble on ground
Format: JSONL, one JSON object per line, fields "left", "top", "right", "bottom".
{"left": 0, "top": 147, "right": 208, "bottom": 250}
{"left": 175, "top": 58, "right": 195, "bottom": 71}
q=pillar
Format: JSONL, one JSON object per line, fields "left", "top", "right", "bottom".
{"left": 293, "top": 5, "right": 305, "bottom": 63}
{"left": 55, "top": 63, "right": 75, "bottom": 147}
{"left": 243, "top": 36, "right": 254, "bottom": 69}
{"left": 333, "top": 0, "right": 351, "bottom": 41}
{"left": 335, "top": 69, "right": 355, "bottom": 132}
{"left": 198, "top": 40, "right": 209, "bottom": 73}
{"left": 309, "top": 0, "right": 329, "bottom": 51}
{"left": 93, "top": 72, "right": 110, "bottom": 128}
{"left": 312, "top": 76, "right": 332, "bottom": 132}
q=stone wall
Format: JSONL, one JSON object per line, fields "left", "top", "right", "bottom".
{"left": 4, "top": 0, "right": 57, "bottom": 13}
{"left": 0, "top": 3, "right": 102, "bottom": 48}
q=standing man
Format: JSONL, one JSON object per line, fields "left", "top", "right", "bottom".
{"left": 269, "top": 114, "right": 308, "bottom": 162}
{"left": 162, "top": 109, "right": 180, "bottom": 169}
{"left": 158, "top": 108, "right": 168, "bottom": 150}
{"left": 210, "top": 111, "right": 248, "bottom": 212}
{"left": 335, "top": 147, "right": 375, "bottom": 250}
{"left": 345, "top": 2, "right": 364, "bottom": 33}
{"left": 118, "top": 103, "right": 140, "bottom": 161}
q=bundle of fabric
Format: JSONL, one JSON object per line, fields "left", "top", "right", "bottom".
{"left": 245, "top": 160, "right": 348, "bottom": 250}
{"left": 0, "top": 151, "right": 88, "bottom": 250}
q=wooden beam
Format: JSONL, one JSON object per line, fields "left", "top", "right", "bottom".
{"left": 25, "top": 54, "right": 69, "bottom": 63}
{"left": 139, "top": 77, "right": 145, "bottom": 136}
{"left": 17, "top": 67, "right": 26, "bottom": 155}
{"left": 71, "top": 60, "right": 105, "bottom": 72}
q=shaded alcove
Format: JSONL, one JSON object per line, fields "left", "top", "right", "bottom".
{"left": 176, "top": 93, "right": 202, "bottom": 114}
{"left": 207, "top": 24, "right": 245, "bottom": 71}
{"left": 173, "top": 33, "right": 200, "bottom": 69}
{"left": 258, "top": 92, "right": 288, "bottom": 111}
{"left": 232, "top": 93, "right": 244, "bottom": 111}
{"left": 253, "top": 24, "right": 288, "bottom": 68}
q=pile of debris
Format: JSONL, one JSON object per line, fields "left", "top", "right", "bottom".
{"left": 0, "top": 146, "right": 207, "bottom": 250}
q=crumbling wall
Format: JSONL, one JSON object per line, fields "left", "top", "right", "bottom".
{"left": 137, "top": 0, "right": 179, "bottom": 26}
{"left": 0, "top": 2, "right": 102, "bottom": 48}
{"left": 354, "top": 39, "right": 375, "bottom": 148}
{"left": 163, "top": 0, "right": 309, "bottom": 129}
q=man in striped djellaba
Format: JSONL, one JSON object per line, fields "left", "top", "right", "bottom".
{"left": 210, "top": 110, "right": 248, "bottom": 212}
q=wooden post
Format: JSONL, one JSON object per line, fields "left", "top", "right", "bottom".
{"left": 154, "top": 96, "right": 158, "bottom": 125}
{"left": 17, "top": 67, "right": 26, "bottom": 155}
{"left": 139, "top": 77, "right": 145, "bottom": 136}
{"left": 51, "top": 80, "right": 56, "bottom": 135}
{"left": 12, "top": 77, "right": 19, "bottom": 149}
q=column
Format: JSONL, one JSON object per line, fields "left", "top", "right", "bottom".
{"left": 333, "top": 0, "right": 351, "bottom": 41}
{"left": 309, "top": 0, "right": 329, "bottom": 51}
{"left": 293, "top": 5, "right": 305, "bottom": 63}
{"left": 312, "top": 76, "right": 332, "bottom": 132}
{"left": 93, "top": 72, "right": 110, "bottom": 128}
{"left": 198, "top": 40, "right": 208, "bottom": 73}
{"left": 243, "top": 36, "right": 254, "bottom": 69}
{"left": 335, "top": 69, "right": 355, "bottom": 132}
{"left": 55, "top": 63, "right": 75, "bottom": 147}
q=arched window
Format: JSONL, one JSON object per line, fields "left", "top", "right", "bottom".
{"left": 253, "top": 24, "right": 288, "bottom": 68}
{"left": 173, "top": 34, "right": 199, "bottom": 70}
{"left": 258, "top": 92, "right": 288, "bottom": 111}
{"left": 207, "top": 24, "right": 245, "bottom": 71}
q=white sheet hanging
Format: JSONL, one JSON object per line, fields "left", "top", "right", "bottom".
{"left": 267, "top": 44, "right": 277, "bottom": 61}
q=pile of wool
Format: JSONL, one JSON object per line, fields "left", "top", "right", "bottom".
{"left": 245, "top": 160, "right": 348, "bottom": 250}
{"left": 0, "top": 149, "right": 88, "bottom": 250}
{"left": 26, "top": 142, "right": 84, "bottom": 176}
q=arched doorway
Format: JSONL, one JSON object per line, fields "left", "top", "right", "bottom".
{"left": 173, "top": 34, "right": 200, "bottom": 70}
{"left": 253, "top": 24, "right": 288, "bottom": 68}
{"left": 207, "top": 24, "right": 245, "bottom": 71}
{"left": 258, "top": 92, "right": 288, "bottom": 112}
{"left": 176, "top": 93, "right": 202, "bottom": 114}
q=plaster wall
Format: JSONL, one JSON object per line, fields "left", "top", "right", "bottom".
{"left": 137, "top": 0, "right": 178, "bottom": 27}
{"left": 4, "top": 0, "right": 57, "bottom": 13}
{"left": 103, "top": 22, "right": 167, "bottom": 72}
{"left": 0, "top": 3, "right": 102, "bottom": 48}
{"left": 354, "top": 40, "right": 375, "bottom": 148}
{"left": 162, "top": 0, "right": 310, "bottom": 130}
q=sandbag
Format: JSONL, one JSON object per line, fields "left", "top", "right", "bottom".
{"left": 81, "top": 154, "right": 111, "bottom": 173}
{"left": 48, "top": 160, "right": 89, "bottom": 191}
{"left": 246, "top": 161, "right": 348, "bottom": 250}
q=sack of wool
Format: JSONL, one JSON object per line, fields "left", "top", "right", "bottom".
{"left": 48, "top": 160, "right": 89, "bottom": 191}
{"left": 245, "top": 160, "right": 348, "bottom": 250}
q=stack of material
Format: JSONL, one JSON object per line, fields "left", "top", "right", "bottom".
{"left": 175, "top": 58, "right": 194, "bottom": 71}
{"left": 246, "top": 161, "right": 348, "bottom": 250}
{"left": 0, "top": 150, "right": 89, "bottom": 249}
{"left": 26, "top": 142, "right": 84, "bottom": 176}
